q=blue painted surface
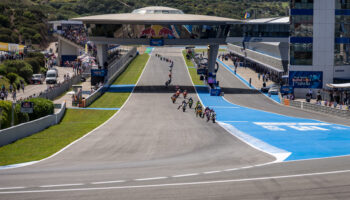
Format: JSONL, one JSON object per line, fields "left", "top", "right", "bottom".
{"left": 195, "top": 86, "right": 350, "bottom": 161}
{"left": 69, "top": 107, "right": 120, "bottom": 110}
{"left": 217, "top": 59, "right": 281, "bottom": 104}
{"left": 108, "top": 84, "right": 135, "bottom": 93}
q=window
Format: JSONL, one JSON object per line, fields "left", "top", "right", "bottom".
{"left": 291, "top": 0, "right": 314, "bottom": 9}
{"left": 290, "top": 43, "right": 313, "bottom": 65}
{"left": 336, "top": 0, "right": 350, "bottom": 9}
{"left": 335, "top": 44, "right": 350, "bottom": 65}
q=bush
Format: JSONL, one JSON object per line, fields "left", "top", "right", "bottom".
{"left": 0, "top": 64, "right": 6, "bottom": 75}
{"left": 4, "top": 60, "right": 33, "bottom": 82}
{"left": 27, "top": 98, "right": 54, "bottom": 120}
{"left": 6, "top": 72, "right": 17, "bottom": 84}
{"left": 32, "top": 33, "right": 42, "bottom": 44}
{"left": 18, "top": 65, "right": 33, "bottom": 82}
{"left": 0, "top": 34, "right": 12, "bottom": 43}
{"left": 0, "top": 100, "right": 13, "bottom": 129}
{"left": 0, "top": 14, "right": 10, "bottom": 28}
{"left": 15, "top": 104, "right": 29, "bottom": 125}
{"left": 24, "top": 57, "right": 41, "bottom": 74}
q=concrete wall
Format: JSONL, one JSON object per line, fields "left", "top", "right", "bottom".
{"left": 38, "top": 73, "right": 87, "bottom": 100}
{"left": 0, "top": 102, "right": 67, "bottom": 147}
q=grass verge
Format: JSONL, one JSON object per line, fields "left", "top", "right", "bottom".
{"left": 0, "top": 109, "right": 115, "bottom": 166}
{"left": 90, "top": 53, "right": 150, "bottom": 108}
{"left": 0, "top": 53, "right": 150, "bottom": 166}
{"left": 113, "top": 54, "right": 150, "bottom": 85}
{"left": 182, "top": 50, "right": 204, "bottom": 86}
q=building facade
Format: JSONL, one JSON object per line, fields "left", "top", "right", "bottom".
{"left": 289, "top": 0, "right": 350, "bottom": 96}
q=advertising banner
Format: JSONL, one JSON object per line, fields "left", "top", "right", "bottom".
{"left": 0, "top": 42, "right": 8, "bottom": 51}
{"left": 289, "top": 71, "right": 323, "bottom": 88}
{"left": 150, "top": 39, "right": 164, "bottom": 46}
{"left": 91, "top": 69, "right": 107, "bottom": 77}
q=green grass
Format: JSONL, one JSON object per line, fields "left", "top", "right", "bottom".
{"left": 113, "top": 54, "right": 150, "bottom": 85}
{"left": 0, "top": 53, "right": 151, "bottom": 166}
{"left": 194, "top": 49, "right": 227, "bottom": 53}
{"left": 91, "top": 53, "right": 150, "bottom": 108}
{"left": 182, "top": 50, "right": 204, "bottom": 86}
{"left": 0, "top": 109, "right": 115, "bottom": 166}
{"left": 89, "top": 92, "right": 130, "bottom": 108}
{"left": 182, "top": 50, "right": 194, "bottom": 67}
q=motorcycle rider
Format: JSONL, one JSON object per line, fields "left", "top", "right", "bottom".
{"left": 171, "top": 94, "right": 177, "bottom": 103}
{"left": 195, "top": 103, "right": 203, "bottom": 117}
{"left": 210, "top": 109, "right": 216, "bottom": 123}
{"left": 183, "top": 90, "right": 188, "bottom": 99}
{"left": 178, "top": 100, "right": 187, "bottom": 112}
{"left": 188, "top": 97, "right": 193, "bottom": 108}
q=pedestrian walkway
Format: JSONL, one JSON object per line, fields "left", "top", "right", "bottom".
{"left": 217, "top": 59, "right": 281, "bottom": 103}
{"left": 220, "top": 58, "right": 276, "bottom": 91}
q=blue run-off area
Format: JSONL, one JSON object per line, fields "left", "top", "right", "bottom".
{"left": 108, "top": 84, "right": 135, "bottom": 92}
{"left": 195, "top": 86, "right": 350, "bottom": 161}
{"left": 217, "top": 59, "right": 281, "bottom": 104}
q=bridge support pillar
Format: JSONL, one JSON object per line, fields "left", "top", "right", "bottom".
{"left": 96, "top": 44, "right": 108, "bottom": 68}
{"left": 56, "top": 37, "right": 80, "bottom": 66}
{"left": 207, "top": 44, "right": 219, "bottom": 75}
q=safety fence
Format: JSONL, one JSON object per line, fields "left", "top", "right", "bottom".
{"left": 281, "top": 98, "right": 350, "bottom": 118}
{"left": 0, "top": 102, "right": 66, "bottom": 147}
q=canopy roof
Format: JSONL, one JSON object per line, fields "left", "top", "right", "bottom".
{"left": 326, "top": 83, "right": 350, "bottom": 88}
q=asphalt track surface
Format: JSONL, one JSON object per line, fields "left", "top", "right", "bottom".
{"left": 1, "top": 48, "right": 350, "bottom": 199}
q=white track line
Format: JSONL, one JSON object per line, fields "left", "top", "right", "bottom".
{"left": 3, "top": 168, "right": 350, "bottom": 194}
{"left": 203, "top": 171, "right": 221, "bottom": 174}
{"left": 90, "top": 180, "right": 126, "bottom": 185}
{"left": 40, "top": 183, "right": 84, "bottom": 188}
{"left": 0, "top": 187, "right": 26, "bottom": 190}
{"left": 172, "top": 173, "right": 199, "bottom": 178}
{"left": 134, "top": 177, "right": 168, "bottom": 181}
{"left": 0, "top": 54, "right": 152, "bottom": 170}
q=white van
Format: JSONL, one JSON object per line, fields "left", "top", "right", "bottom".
{"left": 45, "top": 69, "right": 58, "bottom": 84}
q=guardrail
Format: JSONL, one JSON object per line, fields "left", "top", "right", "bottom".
{"left": 281, "top": 98, "right": 350, "bottom": 118}
{"left": 0, "top": 102, "right": 67, "bottom": 147}
{"left": 84, "top": 47, "right": 137, "bottom": 107}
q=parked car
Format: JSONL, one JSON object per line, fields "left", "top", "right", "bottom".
{"left": 45, "top": 70, "right": 58, "bottom": 84}
{"left": 261, "top": 83, "right": 279, "bottom": 93}
{"left": 268, "top": 86, "right": 279, "bottom": 95}
{"left": 31, "top": 74, "right": 45, "bottom": 84}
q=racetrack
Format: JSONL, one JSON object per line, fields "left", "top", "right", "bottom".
{"left": 1, "top": 48, "right": 350, "bottom": 199}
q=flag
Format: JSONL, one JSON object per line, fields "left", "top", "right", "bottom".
{"left": 244, "top": 12, "right": 251, "bottom": 19}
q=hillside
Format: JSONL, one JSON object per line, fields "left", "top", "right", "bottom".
{"left": 0, "top": 0, "right": 289, "bottom": 46}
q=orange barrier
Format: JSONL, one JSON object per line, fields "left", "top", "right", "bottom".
{"left": 284, "top": 99, "right": 290, "bottom": 106}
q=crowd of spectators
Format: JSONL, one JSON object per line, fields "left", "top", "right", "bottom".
{"left": 62, "top": 26, "right": 88, "bottom": 47}
{"left": 0, "top": 51, "right": 24, "bottom": 63}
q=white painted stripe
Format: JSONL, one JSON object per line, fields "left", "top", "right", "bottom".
{"left": 218, "top": 122, "right": 291, "bottom": 162}
{"left": 0, "top": 187, "right": 26, "bottom": 190}
{"left": 40, "top": 183, "right": 84, "bottom": 188}
{"left": 172, "top": 173, "right": 199, "bottom": 178}
{"left": 0, "top": 54, "right": 152, "bottom": 170}
{"left": 203, "top": 171, "right": 221, "bottom": 174}
{"left": 91, "top": 180, "right": 125, "bottom": 185}
{"left": 3, "top": 168, "right": 350, "bottom": 194}
{"left": 135, "top": 177, "right": 168, "bottom": 181}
